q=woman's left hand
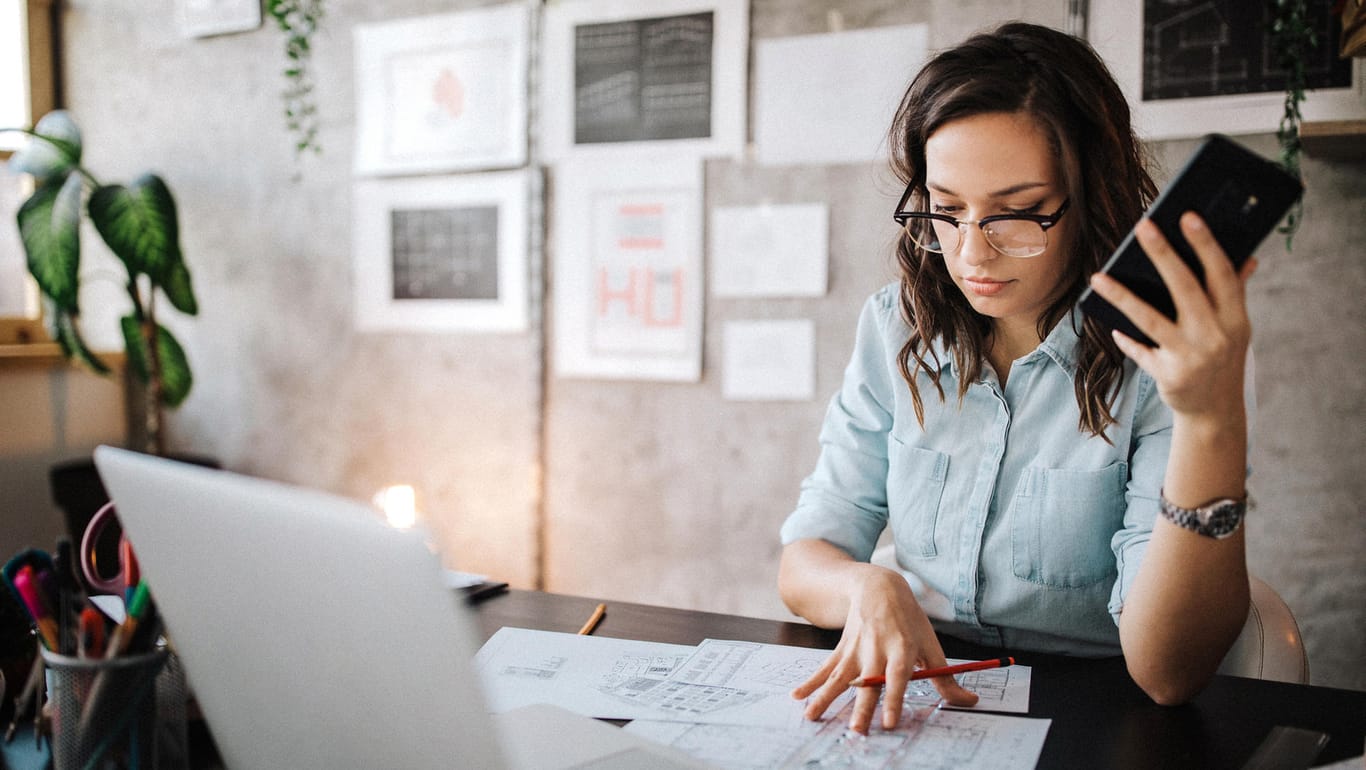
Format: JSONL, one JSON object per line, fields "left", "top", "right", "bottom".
{"left": 1087, "top": 212, "right": 1255, "bottom": 421}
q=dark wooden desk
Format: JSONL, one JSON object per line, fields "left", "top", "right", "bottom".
{"left": 475, "top": 590, "right": 1366, "bottom": 769}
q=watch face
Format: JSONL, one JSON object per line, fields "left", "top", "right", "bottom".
{"left": 1205, "top": 502, "right": 1242, "bottom": 537}
{"left": 1207, "top": 508, "right": 1229, "bottom": 531}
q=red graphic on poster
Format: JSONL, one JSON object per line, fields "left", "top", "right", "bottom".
{"left": 433, "top": 68, "right": 465, "bottom": 119}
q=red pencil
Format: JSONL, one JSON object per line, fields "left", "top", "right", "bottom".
{"left": 848, "top": 656, "right": 1015, "bottom": 687}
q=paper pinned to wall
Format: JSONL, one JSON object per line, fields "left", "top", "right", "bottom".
{"left": 722, "top": 320, "right": 814, "bottom": 402}
{"left": 710, "top": 204, "right": 828, "bottom": 298}
{"left": 177, "top": 0, "right": 261, "bottom": 38}
{"left": 553, "top": 153, "right": 704, "bottom": 382}
{"left": 754, "top": 24, "right": 928, "bottom": 166}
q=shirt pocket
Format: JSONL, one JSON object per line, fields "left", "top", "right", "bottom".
{"left": 1009, "top": 462, "right": 1127, "bottom": 588}
{"left": 887, "top": 439, "right": 949, "bottom": 558}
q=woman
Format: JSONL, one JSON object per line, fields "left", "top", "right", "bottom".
{"left": 778, "top": 22, "right": 1254, "bottom": 734}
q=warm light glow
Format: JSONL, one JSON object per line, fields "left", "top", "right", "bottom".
{"left": 373, "top": 484, "right": 418, "bottom": 530}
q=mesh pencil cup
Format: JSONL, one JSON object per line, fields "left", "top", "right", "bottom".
{"left": 41, "top": 647, "right": 189, "bottom": 770}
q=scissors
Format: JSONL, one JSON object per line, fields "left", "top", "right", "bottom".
{"left": 80, "top": 501, "right": 139, "bottom": 599}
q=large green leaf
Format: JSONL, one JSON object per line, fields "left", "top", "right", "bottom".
{"left": 121, "top": 316, "right": 193, "bottom": 407}
{"left": 6, "top": 111, "right": 82, "bottom": 182}
{"left": 17, "top": 173, "right": 84, "bottom": 312}
{"left": 51, "top": 309, "right": 111, "bottom": 375}
{"left": 161, "top": 257, "right": 199, "bottom": 316}
{"left": 89, "top": 174, "right": 181, "bottom": 282}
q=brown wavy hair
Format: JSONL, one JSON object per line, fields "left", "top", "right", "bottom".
{"left": 889, "top": 22, "right": 1157, "bottom": 438}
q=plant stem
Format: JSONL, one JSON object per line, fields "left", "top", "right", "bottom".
{"left": 266, "top": 0, "right": 325, "bottom": 158}
{"left": 1270, "top": 0, "right": 1316, "bottom": 251}
{"left": 129, "top": 275, "right": 164, "bottom": 456}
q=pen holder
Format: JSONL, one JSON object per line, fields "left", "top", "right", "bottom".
{"left": 40, "top": 647, "right": 189, "bottom": 770}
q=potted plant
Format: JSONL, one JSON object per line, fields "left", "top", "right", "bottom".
{"left": 2, "top": 110, "right": 197, "bottom": 456}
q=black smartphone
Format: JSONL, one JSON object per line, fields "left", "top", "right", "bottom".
{"left": 1077, "top": 133, "right": 1303, "bottom": 346}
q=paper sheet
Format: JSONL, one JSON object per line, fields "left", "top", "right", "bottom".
{"left": 709, "top": 204, "right": 828, "bottom": 297}
{"left": 627, "top": 705, "right": 1051, "bottom": 770}
{"left": 754, "top": 24, "right": 928, "bottom": 166}
{"left": 476, "top": 629, "right": 850, "bottom": 728}
{"left": 476, "top": 627, "right": 694, "bottom": 717}
{"left": 721, "top": 320, "right": 815, "bottom": 402}
{"left": 477, "top": 627, "right": 1031, "bottom": 736}
{"left": 628, "top": 660, "right": 1042, "bottom": 770}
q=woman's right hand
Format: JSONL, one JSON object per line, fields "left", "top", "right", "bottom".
{"left": 790, "top": 565, "right": 979, "bottom": 733}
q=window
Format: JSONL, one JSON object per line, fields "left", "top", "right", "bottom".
{"left": 0, "top": 0, "right": 56, "bottom": 345}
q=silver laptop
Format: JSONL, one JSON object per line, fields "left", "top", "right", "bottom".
{"left": 93, "top": 445, "right": 703, "bottom": 769}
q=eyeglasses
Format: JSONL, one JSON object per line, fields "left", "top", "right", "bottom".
{"left": 893, "top": 187, "right": 1070, "bottom": 259}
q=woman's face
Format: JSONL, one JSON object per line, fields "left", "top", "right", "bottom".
{"left": 921, "top": 111, "right": 1073, "bottom": 333}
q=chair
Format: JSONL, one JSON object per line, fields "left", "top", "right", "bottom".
{"left": 868, "top": 545, "right": 1309, "bottom": 683}
{"left": 1215, "top": 574, "right": 1310, "bottom": 684}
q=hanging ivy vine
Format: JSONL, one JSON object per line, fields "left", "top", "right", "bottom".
{"left": 1268, "top": 0, "right": 1317, "bottom": 250}
{"left": 266, "top": 0, "right": 325, "bottom": 158}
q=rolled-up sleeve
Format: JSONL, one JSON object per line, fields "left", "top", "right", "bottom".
{"left": 780, "top": 290, "right": 900, "bottom": 562}
{"left": 1108, "top": 372, "right": 1171, "bottom": 624}
{"left": 1107, "top": 363, "right": 1257, "bottom": 625}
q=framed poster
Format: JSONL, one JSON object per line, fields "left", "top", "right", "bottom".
{"left": 539, "top": 0, "right": 748, "bottom": 161}
{"left": 552, "top": 154, "right": 703, "bottom": 381}
{"left": 352, "top": 170, "right": 530, "bottom": 333}
{"left": 1090, "top": 0, "right": 1366, "bottom": 140}
{"left": 353, "top": 3, "right": 530, "bottom": 175}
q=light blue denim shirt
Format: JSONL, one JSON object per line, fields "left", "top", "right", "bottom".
{"left": 782, "top": 283, "right": 1176, "bottom": 657}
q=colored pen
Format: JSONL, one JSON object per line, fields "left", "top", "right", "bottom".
{"left": 79, "top": 606, "right": 107, "bottom": 659}
{"left": 53, "top": 538, "right": 83, "bottom": 654}
{"left": 34, "top": 567, "right": 72, "bottom": 654}
{"left": 848, "top": 657, "right": 1016, "bottom": 688}
{"left": 12, "top": 567, "right": 59, "bottom": 650}
{"left": 104, "top": 581, "right": 151, "bottom": 659}
{"left": 120, "top": 537, "right": 140, "bottom": 605}
{"left": 577, "top": 603, "right": 607, "bottom": 636}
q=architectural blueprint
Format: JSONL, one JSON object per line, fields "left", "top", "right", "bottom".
{"left": 476, "top": 628, "right": 848, "bottom": 728}
{"left": 475, "top": 628, "right": 1032, "bottom": 735}
{"left": 626, "top": 703, "right": 1050, "bottom": 770}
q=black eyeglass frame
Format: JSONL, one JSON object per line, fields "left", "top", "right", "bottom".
{"left": 892, "top": 185, "right": 1071, "bottom": 258}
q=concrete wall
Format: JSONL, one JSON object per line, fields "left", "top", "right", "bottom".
{"left": 14, "top": 0, "right": 1360, "bottom": 691}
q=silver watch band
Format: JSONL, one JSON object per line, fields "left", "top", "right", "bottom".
{"left": 1158, "top": 491, "right": 1247, "bottom": 539}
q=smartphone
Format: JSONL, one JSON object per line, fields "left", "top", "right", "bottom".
{"left": 1077, "top": 133, "right": 1303, "bottom": 346}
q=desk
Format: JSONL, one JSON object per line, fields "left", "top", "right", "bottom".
{"left": 9, "top": 589, "right": 1358, "bottom": 769}
{"left": 475, "top": 590, "right": 1366, "bottom": 769}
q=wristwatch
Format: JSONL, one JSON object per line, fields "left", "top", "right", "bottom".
{"left": 1159, "top": 492, "right": 1247, "bottom": 539}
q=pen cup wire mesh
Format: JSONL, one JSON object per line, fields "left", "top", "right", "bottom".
{"left": 41, "top": 647, "right": 189, "bottom": 770}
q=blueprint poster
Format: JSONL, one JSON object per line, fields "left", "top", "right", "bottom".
{"left": 1141, "top": 0, "right": 1351, "bottom": 100}
{"left": 573, "top": 12, "right": 714, "bottom": 144}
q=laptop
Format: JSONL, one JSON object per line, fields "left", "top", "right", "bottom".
{"left": 92, "top": 445, "right": 704, "bottom": 769}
